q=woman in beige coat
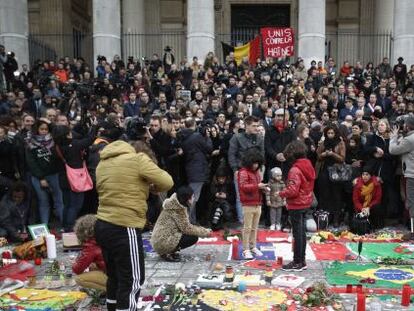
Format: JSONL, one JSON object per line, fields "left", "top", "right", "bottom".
{"left": 151, "top": 186, "right": 211, "bottom": 262}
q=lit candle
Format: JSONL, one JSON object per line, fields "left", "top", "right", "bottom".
{"left": 357, "top": 293, "right": 366, "bottom": 311}
{"left": 401, "top": 284, "right": 411, "bottom": 306}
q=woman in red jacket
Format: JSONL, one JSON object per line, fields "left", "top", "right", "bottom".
{"left": 237, "top": 149, "right": 266, "bottom": 260}
{"left": 352, "top": 165, "right": 383, "bottom": 228}
{"left": 278, "top": 141, "right": 316, "bottom": 272}
{"left": 72, "top": 214, "right": 107, "bottom": 291}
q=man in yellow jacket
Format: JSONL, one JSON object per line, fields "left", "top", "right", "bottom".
{"left": 95, "top": 117, "right": 173, "bottom": 311}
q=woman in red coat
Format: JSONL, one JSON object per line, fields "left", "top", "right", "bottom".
{"left": 278, "top": 141, "right": 316, "bottom": 272}
{"left": 352, "top": 165, "right": 383, "bottom": 229}
{"left": 72, "top": 214, "right": 107, "bottom": 291}
{"left": 237, "top": 149, "right": 267, "bottom": 260}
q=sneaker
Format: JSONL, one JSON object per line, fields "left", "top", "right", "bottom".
{"left": 281, "top": 261, "right": 306, "bottom": 272}
{"left": 275, "top": 224, "right": 281, "bottom": 231}
{"left": 250, "top": 247, "right": 263, "bottom": 257}
{"left": 242, "top": 249, "right": 254, "bottom": 260}
{"left": 269, "top": 224, "right": 275, "bottom": 230}
{"left": 302, "top": 261, "right": 307, "bottom": 270}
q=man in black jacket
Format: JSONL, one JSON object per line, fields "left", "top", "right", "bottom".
{"left": 179, "top": 117, "right": 212, "bottom": 224}
{"left": 265, "top": 108, "right": 296, "bottom": 178}
{"left": 148, "top": 115, "right": 174, "bottom": 169}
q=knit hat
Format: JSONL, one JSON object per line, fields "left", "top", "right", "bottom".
{"left": 270, "top": 167, "right": 282, "bottom": 178}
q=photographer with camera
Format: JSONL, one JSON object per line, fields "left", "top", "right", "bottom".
{"left": 389, "top": 116, "right": 414, "bottom": 227}
{"left": 3, "top": 51, "right": 17, "bottom": 91}
{"left": 0, "top": 45, "right": 7, "bottom": 92}
{"left": 179, "top": 117, "right": 213, "bottom": 224}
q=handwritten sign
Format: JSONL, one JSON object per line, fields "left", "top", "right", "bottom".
{"left": 261, "top": 27, "right": 294, "bottom": 58}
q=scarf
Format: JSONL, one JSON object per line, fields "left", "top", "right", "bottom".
{"left": 273, "top": 120, "right": 287, "bottom": 133}
{"left": 27, "top": 133, "right": 54, "bottom": 150}
{"left": 361, "top": 180, "right": 375, "bottom": 208}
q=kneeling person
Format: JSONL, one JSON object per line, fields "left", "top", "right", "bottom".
{"left": 151, "top": 186, "right": 211, "bottom": 262}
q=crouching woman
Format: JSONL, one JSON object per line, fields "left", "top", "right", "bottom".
{"left": 151, "top": 186, "right": 211, "bottom": 262}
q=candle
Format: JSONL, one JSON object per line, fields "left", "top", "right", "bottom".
{"left": 357, "top": 293, "right": 366, "bottom": 311}
{"left": 346, "top": 284, "right": 353, "bottom": 293}
{"left": 357, "top": 284, "right": 363, "bottom": 293}
{"left": 277, "top": 256, "right": 283, "bottom": 265}
{"left": 401, "top": 284, "right": 411, "bottom": 306}
{"left": 231, "top": 240, "right": 238, "bottom": 260}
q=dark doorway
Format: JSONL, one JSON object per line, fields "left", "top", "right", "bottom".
{"left": 231, "top": 4, "right": 290, "bottom": 44}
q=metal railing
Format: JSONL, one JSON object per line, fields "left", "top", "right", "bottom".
{"left": 27, "top": 30, "right": 393, "bottom": 68}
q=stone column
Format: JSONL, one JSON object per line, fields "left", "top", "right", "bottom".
{"left": 374, "top": 0, "right": 394, "bottom": 64}
{"left": 93, "top": 0, "right": 121, "bottom": 67}
{"left": 0, "top": 0, "right": 29, "bottom": 69}
{"left": 298, "top": 0, "right": 325, "bottom": 68}
{"left": 187, "top": 0, "right": 215, "bottom": 62}
{"left": 392, "top": 0, "right": 414, "bottom": 66}
{"left": 122, "top": 0, "right": 145, "bottom": 60}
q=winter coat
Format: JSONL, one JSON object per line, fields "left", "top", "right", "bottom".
{"left": 364, "top": 133, "right": 397, "bottom": 182}
{"left": 389, "top": 130, "right": 414, "bottom": 179}
{"left": 0, "top": 194, "right": 28, "bottom": 233}
{"left": 264, "top": 126, "right": 296, "bottom": 175}
{"left": 149, "top": 129, "right": 174, "bottom": 169}
{"left": 72, "top": 238, "right": 106, "bottom": 275}
{"left": 266, "top": 179, "right": 286, "bottom": 208}
{"left": 96, "top": 140, "right": 173, "bottom": 229}
{"left": 25, "top": 142, "right": 59, "bottom": 179}
{"left": 228, "top": 132, "right": 265, "bottom": 173}
{"left": 123, "top": 102, "right": 140, "bottom": 118}
{"left": 352, "top": 176, "right": 382, "bottom": 212}
{"left": 279, "top": 158, "right": 316, "bottom": 210}
{"left": 150, "top": 194, "right": 210, "bottom": 255}
{"left": 87, "top": 138, "right": 110, "bottom": 184}
{"left": 0, "top": 138, "right": 16, "bottom": 178}
{"left": 179, "top": 128, "right": 213, "bottom": 183}
{"left": 238, "top": 167, "right": 262, "bottom": 206}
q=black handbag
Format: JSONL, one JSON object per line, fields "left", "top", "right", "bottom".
{"left": 328, "top": 163, "right": 353, "bottom": 182}
{"left": 350, "top": 213, "right": 371, "bottom": 235}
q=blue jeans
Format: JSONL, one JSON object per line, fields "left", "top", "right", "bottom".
{"left": 63, "top": 190, "right": 85, "bottom": 232}
{"left": 188, "top": 182, "right": 204, "bottom": 224}
{"left": 233, "top": 176, "right": 243, "bottom": 223}
{"left": 31, "top": 174, "right": 64, "bottom": 225}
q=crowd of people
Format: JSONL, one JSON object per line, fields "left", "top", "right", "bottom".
{"left": 2, "top": 43, "right": 414, "bottom": 309}
{"left": 0, "top": 46, "right": 414, "bottom": 239}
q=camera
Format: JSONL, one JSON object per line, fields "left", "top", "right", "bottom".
{"left": 211, "top": 207, "right": 223, "bottom": 226}
{"left": 126, "top": 117, "right": 148, "bottom": 140}
{"left": 97, "top": 55, "right": 106, "bottom": 62}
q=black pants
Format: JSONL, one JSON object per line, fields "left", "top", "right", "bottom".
{"left": 175, "top": 234, "right": 198, "bottom": 252}
{"left": 289, "top": 209, "right": 307, "bottom": 264}
{"left": 95, "top": 219, "right": 145, "bottom": 311}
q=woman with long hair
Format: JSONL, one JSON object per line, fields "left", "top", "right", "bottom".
{"left": 316, "top": 124, "right": 346, "bottom": 227}
{"left": 53, "top": 125, "right": 97, "bottom": 231}
{"left": 364, "top": 118, "right": 399, "bottom": 225}
{"left": 26, "top": 120, "right": 64, "bottom": 226}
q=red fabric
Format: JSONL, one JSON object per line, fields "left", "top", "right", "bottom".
{"left": 72, "top": 238, "right": 106, "bottom": 275}
{"left": 0, "top": 261, "right": 35, "bottom": 281}
{"left": 352, "top": 176, "right": 382, "bottom": 211}
{"left": 238, "top": 167, "right": 262, "bottom": 205}
{"left": 273, "top": 120, "right": 287, "bottom": 132}
{"left": 340, "top": 65, "right": 351, "bottom": 77}
{"left": 310, "top": 242, "right": 353, "bottom": 261}
{"left": 248, "top": 35, "right": 261, "bottom": 65}
{"left": 256, "top": 230, "right": 289, "bottom": 243}
{"left": 279, "top": 159, "right": 316, "bottom": 210}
